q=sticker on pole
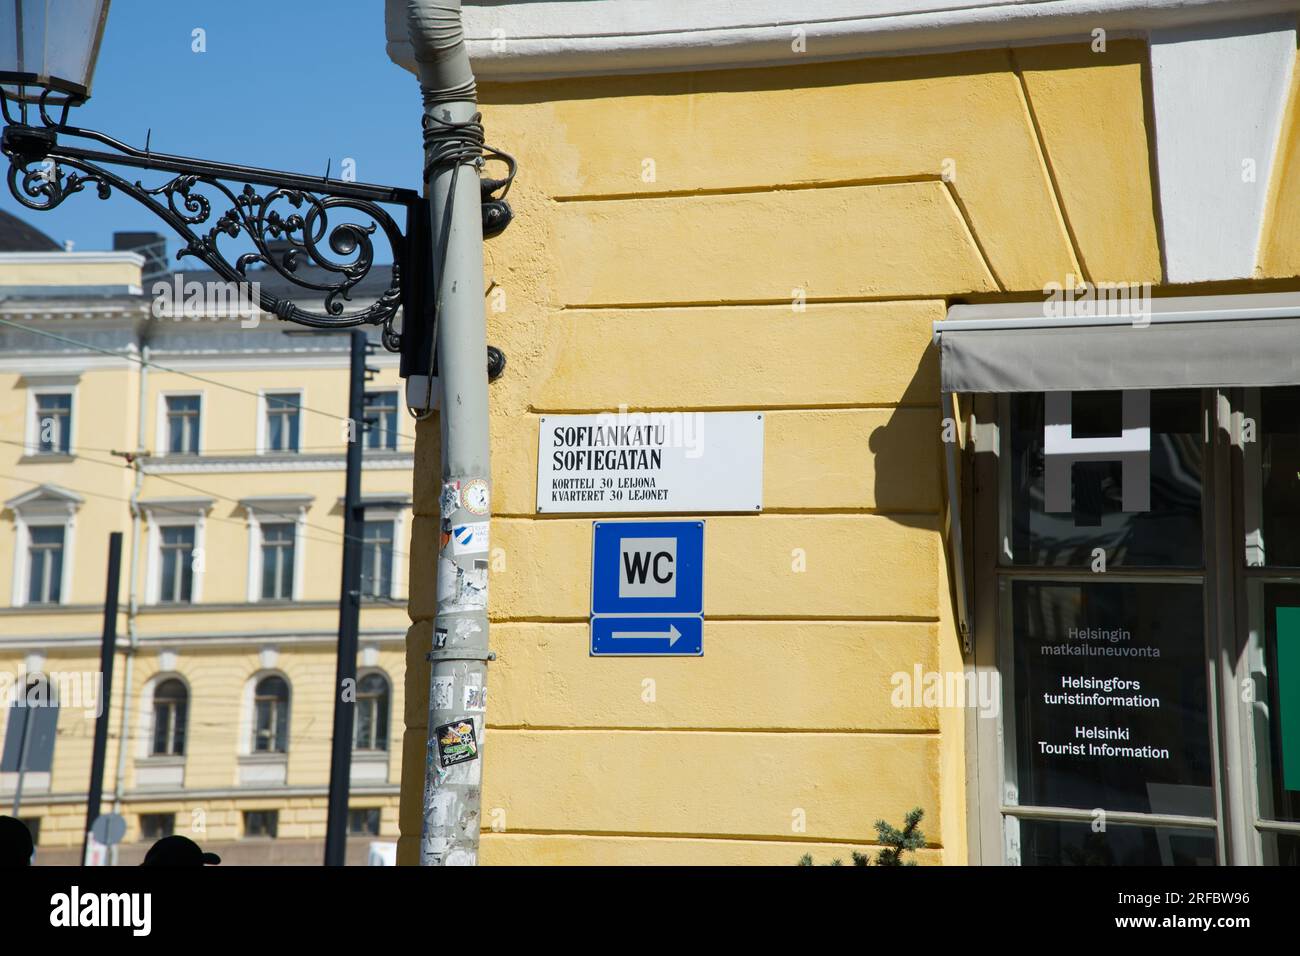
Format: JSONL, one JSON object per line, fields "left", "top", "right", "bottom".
{"left": 590, "top": 520, "right": 704, "bottom": 656}
{"left": 435, "top": 719, "right": 479, "bottom": 767}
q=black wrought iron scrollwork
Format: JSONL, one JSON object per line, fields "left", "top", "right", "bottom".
{"left": 0, "top": 90, "right": 421, "bottom": 349}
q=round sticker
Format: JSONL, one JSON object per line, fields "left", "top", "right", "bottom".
{"left": 461, "top": 478, "right": 490, "bottom": 515}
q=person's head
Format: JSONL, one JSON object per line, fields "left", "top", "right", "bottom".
{"left": 141, "top": 834, "right": 220, "bottom": 867}
{"left": 0, "top": 816, "right": 34, "bottom": 866}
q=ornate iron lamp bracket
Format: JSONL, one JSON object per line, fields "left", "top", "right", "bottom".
{"left": 0, "top": 91, "right": 429, "bottom": 355}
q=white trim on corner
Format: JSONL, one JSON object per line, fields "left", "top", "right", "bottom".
{"left": 385, "top": 0, "right": 1300, "bottom": 80}
{"left": 1149, "top": 14, "right": 1298, "bottom": 282}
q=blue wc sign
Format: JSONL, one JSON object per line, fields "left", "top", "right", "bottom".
{"left": 590, "top": 520, "right": 704, "bottom": 656}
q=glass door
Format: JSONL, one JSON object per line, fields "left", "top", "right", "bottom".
{"left": 995, "top": 389, "right": 1221, "bottom": 864}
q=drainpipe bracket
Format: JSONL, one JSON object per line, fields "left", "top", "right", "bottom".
{"left": 426, "top": 649, "right": 496, "bottom": 664}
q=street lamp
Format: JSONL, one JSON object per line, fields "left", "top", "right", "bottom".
{"left": 0, "top": 0, "right": 512, "bottom": 375}
{"left": 0, "top": 0, "right": 110, "bottom": 105}
{"left": 1, "top": 0, "right": 512, "bottom": 867}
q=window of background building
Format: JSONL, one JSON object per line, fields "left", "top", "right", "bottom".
{"left": 360, "top": 520, "right": 394, "bottom": 598}
{"left": 264, "top": 393, "right": 301, "bottom": 453}
{"left": 26, "top": 526, "right": 64, "bottom": 605}
{"left": 158, "top": 526, "right": 196, "bottom": 604}
{"left": 252, "top": 676, "right": 290, "bottom": 754}
{"left": 1, "top": 676, "right": 59, "bottom": 783}
{"left": 353, "top": 673, "right": 390, "bottom": 752}
{"left": 243, "top": 810, "right": 278, "bottom": 839}
{"left": 139, "top": 813, "right": 175, "bottom": 842}
{"left": 260, "top": 523, "right": 295, "bottom": 600}
{"left": 363, "top": 391, "right": 398, "bottom": 451}
{"left": 165, "top": 395, "right": 201, "bottom": 455}
{"left": 19, "top": 818, "right": 39, "bottom": 848}
{"left": 348, "top": 808, "right": 381, "bottom": 836}
{"left": 151, "top": 678, "right": 188, "bottom": 757}
{"left": 32, "top": 392, "right": 71, "bottom": 455}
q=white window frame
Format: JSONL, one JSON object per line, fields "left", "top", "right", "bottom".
{"left": 8, "top": 490, "right": 79, "bottom": 608}
{"left": 256, "top": 388, "right": 304, "bottom": 455}
{"left": 242, "top": 499, "right": 310, "bottom": 603}
{"left": 362, "top": 388, "right": 401, "bottom": 451}
{"left": 142, "top": 501, "right": 210, "bottom": 605}
{"left": 135, "top": 672, "right": 191, "bottom": 760}
{"left": 155, "top": 391, "right": 205, "bottom": 457}
{"left": 23, "top": 382, "right": 77, "bottom": 457}
{"left": 238, "top": 669, "right": 293, "bottom": 757}
{"left": 352, "top": 667, "right": 392, "bottom": 753}
{"left": 359, "top": 508, "right": 406, "bottom": 599}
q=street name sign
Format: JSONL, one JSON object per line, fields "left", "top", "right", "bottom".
{"left": 590, "top": 520, "right": 704, "bottom": 656}
{"left": 537, "top": 411, "right": 764, "bottom": 514}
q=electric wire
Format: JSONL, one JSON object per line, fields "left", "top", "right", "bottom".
{"left": 0, "top": 469, "right": 414, "bottom": 563}
{"left": 0, "top": 440, "right": 413, "bottom": 559}
{"left": 0, "top": 314, "right": 420, "bottom": 444}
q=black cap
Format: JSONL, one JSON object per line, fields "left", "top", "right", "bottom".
{"left": 0, "top": 816, "right": 35, "bottom": 866}
{"left": 141, "top": 835, "right": 221, "bottom": 866}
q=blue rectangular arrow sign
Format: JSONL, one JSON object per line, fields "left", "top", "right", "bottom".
{"left": 591, "top": 520, "right": 705, "bottom": 656}
{"left": 590, "top": 616, "right": 703, "bottom": 656}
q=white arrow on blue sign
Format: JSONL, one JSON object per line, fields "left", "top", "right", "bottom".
{"left": 590, "top": 520, "right": 704, "bottom": 656}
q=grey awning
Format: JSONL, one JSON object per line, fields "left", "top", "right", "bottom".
{"left": 935, "top": 292, "right": 1300, "bottom": 393}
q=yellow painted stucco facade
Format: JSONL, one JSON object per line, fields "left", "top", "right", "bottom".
{"left": 0, "top": 245, "right": 412, "bottom": 863}
{"left": 391, "top": 5, "right": 1300, "bottom": 866}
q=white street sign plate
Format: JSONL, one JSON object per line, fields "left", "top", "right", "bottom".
{"left": 537, "top": 411, "right": 764, "bottom": 514}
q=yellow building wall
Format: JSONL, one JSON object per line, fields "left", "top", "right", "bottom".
{"left": 1, "top": 323, "right": 412, "bottom": 857}
{"left": 0, "top": 258, "right": 143, "bottom": 288}
{"left": 397, "top": 40, "right": 1165, "bottom": 865}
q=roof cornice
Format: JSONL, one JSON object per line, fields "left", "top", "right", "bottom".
{"left": 386, "top": 0, "right": 1300, "bottom": 82}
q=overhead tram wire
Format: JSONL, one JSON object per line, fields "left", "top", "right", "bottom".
{"left": 0, "top": 470, "right": 413, "bottom": 562}
{"left": 0, "top": 315, "right": 419, "bottom": 446}
{"left": 0, "top": 447, "right": 414, "bottom": 560}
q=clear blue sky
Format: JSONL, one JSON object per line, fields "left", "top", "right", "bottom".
{"left": 2, "top": 0, "right": 424, "bottom": 254}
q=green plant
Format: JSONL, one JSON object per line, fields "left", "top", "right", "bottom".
{"left": 797, "top": 807, "right": 925, "bottom": 866}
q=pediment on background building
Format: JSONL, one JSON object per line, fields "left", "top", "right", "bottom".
{"left": 3, "top": 483, "right": 84, "bottom": 517}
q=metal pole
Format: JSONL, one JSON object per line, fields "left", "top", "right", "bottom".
{"left": 324, "top": 329, "right": 368, "bottom": 866}
{"left": 408, "top": 0, "right": 492, "bottom": 867}
{"left": 82, "top": 531, "right": 123, "bottom": 866}
{"left": 110, "top": 340, "right": 150, "bottom": 867}
{"left": 10, "top": 700, "right": 32, "bottom": 818}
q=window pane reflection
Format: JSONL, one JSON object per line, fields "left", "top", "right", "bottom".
{"left": 1009, "top": 390, "right": 1203, "bottom": 567}
{"left": 1261, "top": 387, "right": 1300, "bottom": 568}
{"left": 1017, "top": 819, "right": 1216, "bottom": 866}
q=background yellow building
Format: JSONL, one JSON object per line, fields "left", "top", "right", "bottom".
{"left": 0, "top": 211, "right": 411, "bottom": 863}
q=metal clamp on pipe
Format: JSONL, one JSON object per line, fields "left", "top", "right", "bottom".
{"left": 426, "top": 649, "right": 497, "bottom": 663}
